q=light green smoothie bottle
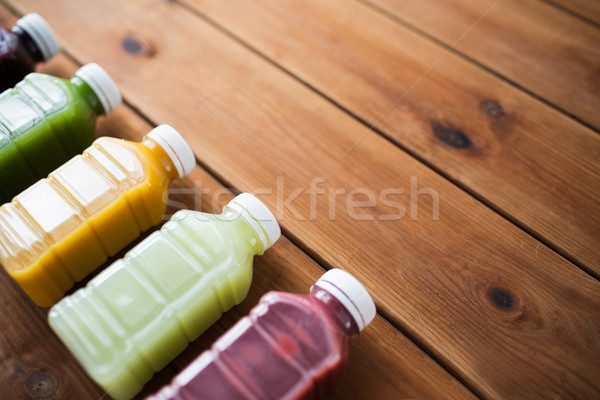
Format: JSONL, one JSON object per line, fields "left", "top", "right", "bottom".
{"left": 48, "top": 193, "right": 280, "bottom": 400}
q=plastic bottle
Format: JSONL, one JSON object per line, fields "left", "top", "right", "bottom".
{"left": 0, "top": 13, "right": 60, "bottom": 91}
{"left": 48, "top": 193, "right": 281, "bottom": 400}
{"left": 0, "top": 62, "right": 121, "bottom": 202}
{"left": 0, "top": 124, "right": 195, "bottom": 307}
{"left": 147, "top": 268, "right": 376, "bottom": 400}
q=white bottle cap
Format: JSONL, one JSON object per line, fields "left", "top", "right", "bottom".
{"left": 226, "top": 193, "right": 281, "bottom": 253}
{"left": 73, "top": 63, "right": 121, "bottom": 115}
{"left": 315, "top": 268, "right": 376, "bottom": 332}
{"left": 15, "top": 13, "right": 60, "bottom": 61}
{"left": 146, "top": 124, "right": 195, "bottom": 179}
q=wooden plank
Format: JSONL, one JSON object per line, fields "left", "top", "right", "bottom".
{"left": 7, "top": 0, "right": 600, "bottom": 399}
{"left": 184, "top": 0, "right": 600, "bottom": 275}
{"left": 94, "top": 76, "right": 475, "bottom": 400}
{"left": 360, "top": 0, "right": 600, "bottom": 128}
{"left": 4, "top": 50, "right": 478, "bottom": 399}
{"left": 547, "top": 0, "right": 600, "bottom": 25}
{"left": 0, "top": 269, "right": 107, "bottom": 399}
{"left": 101, "top": 91, "right": 475, "bottom": 400}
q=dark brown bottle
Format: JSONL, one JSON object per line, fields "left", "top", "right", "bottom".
{"left": 0, "top": 13, "right": 59, "bottom": 91}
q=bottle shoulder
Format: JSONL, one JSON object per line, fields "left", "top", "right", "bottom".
{"left": 0, "top": 73, "right": 74, "bottom": 136}
{"left": 202, "top": 290, "right": 345, "bottom": 398}
{"left": 0, "top": 139, "right": 155, "bottom": 274}
{"left": 168, "top": 209, "right": 260, "bottom": 252}
{"left": 257, "top": 291, "right": 343, "bottom": 339}
{"left": 18, "top": 73, "right": 72, "bottom": 109}
{"left": 88, "top": 137, "right": 147, "bottom": 184}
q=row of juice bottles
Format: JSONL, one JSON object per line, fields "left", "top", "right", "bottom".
{"left": 0, "top": 13, "right": 377, "bottom": 400}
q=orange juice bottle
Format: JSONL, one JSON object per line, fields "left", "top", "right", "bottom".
{"left": 0, "top": 124, "right": 195, "bottom": 307}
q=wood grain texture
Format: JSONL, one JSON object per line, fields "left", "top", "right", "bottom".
{"left": 99, "top": 80, "right": 475, "bottom": 400}
{"left": 361, "top": 0, "right": 600, "bottom": 128}
{"left": 547, "top": 0, "right": 600, "bottom": 25}
{"left": 185, "top": 0, "right": 600, "bottom": 276}
{"left": 12, "top": 1, "right": 600, "bottom": 399}
{"left": 0, "top": 269, "right": 106, "bottom": 399}
{"left": 3, "top": 1, "right": 600, "bottom": 399}
{"left": 0, "top": 49, "right": 477, "bottom": 400}
{"left": 168, "top": 169, "right": 476, "bottom": 400}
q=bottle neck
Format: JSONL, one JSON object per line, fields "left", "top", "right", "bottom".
{"left": 221, "top": 207, "right": 265, "bottom": 256}
{"left": 12, "top": 26, "right": 44, "bottom": 63}
{"left": 70, "top": 76, "right": 106, "bottom": 116}
{"left": 310, "top": 286, "right": 360, "bottom": 337}
{"left": 141, "top": 137, "right": 180, "bottom": 181}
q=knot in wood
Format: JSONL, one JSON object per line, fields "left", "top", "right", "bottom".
{"left": 122, "top": 37, "right": 154, "bottom": 57}
{"left": 486, "top": 286, "right": 517, "bottom": 311}
{"left": 25, "top": 372, "right": 55, "bottom": 397}
{"left": 481, "top": 100, "right": 505, "bottom": 117}
{"left": 431, "top": 123, "right": 472, "bottom": 149}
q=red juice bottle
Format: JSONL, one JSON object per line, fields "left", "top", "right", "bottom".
{"left": 147, "top": 268, "right": 376, "bottom": 400}
{"left": 0, "top": 13, "right": 60, "bottom": 91}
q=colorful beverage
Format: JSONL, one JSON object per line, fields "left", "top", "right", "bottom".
{"left": 0, "top": 124, "right": 195, "bottom": 306}
{"left": 0, "top": 13, "right": 60, "bottom": 91}
{"left": 0, "top": 63, "right": 121, "bottom": 202}
{"left": 48, "top": 193, "right": 281, "bottom": 400}
{"left": 147, "top": 268, "right": 376, "bottom": 400}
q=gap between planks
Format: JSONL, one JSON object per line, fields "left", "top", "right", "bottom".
{"left": 52, "top": 47, "right": 484, "bottom": 400}
{"left": 541, "top": 0, "right": 600, "bottom": 27}
{"left": 352, "top": 0, "right": 600, "bottom": 135}
{"left": 173, "top": 0, "right": 599, "bottom": 281}
{"left": 90, "top": 54, "right": 490, "bottom": 400}
{"left": 51, "top": 4, "right": 595, "bottom": 398}
{"left": 5, "top": 1, "right": 600, "bottom": 398}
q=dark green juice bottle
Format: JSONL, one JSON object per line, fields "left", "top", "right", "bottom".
{"left": 0, "top": 63, "right": 121, "bottom": 202}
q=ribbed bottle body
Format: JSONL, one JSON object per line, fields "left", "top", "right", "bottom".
{"left": 49, "top": 210, "right": 258, "bottom": 400}
{"left": 0, "top": 137, "right": 169, "bottom": 306}
{"left": 148, "top": 292, "right": 347, "bottom": 400}
{"left": 0, "top": 73, "right": 98, "bottom": 201}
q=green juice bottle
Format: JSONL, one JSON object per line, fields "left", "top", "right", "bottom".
{"left": 0, "top": 62, "right": 121, "bottom": 202}
{"left": 48, "top": 193, "right": 281, "bottom": 400}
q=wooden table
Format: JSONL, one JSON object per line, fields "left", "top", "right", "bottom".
{"left": 1, "top": 1, "right": 599, "bottom": 399}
